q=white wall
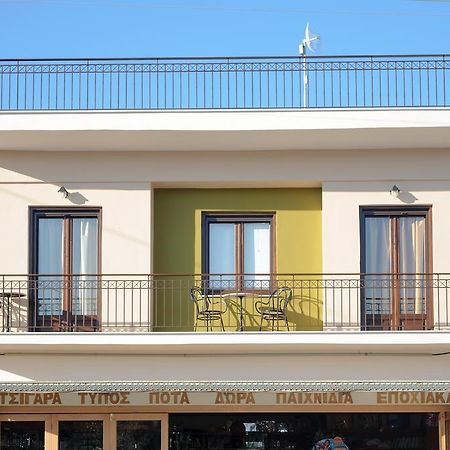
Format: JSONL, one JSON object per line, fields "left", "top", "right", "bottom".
{"left": 322, "top": 181, "right": 450, "bottom": 328}
{"left": 0, "top": 109, "right": 448, "bottom": 152}
{"left": 2, "top": 150, "right": 450, "bottom": 278}
{"left": 323, "top": 181, "right": 450, "bottom": 275}
{"left": 2, "top": 148, "right": 450, "bottom": 186}
{"left": 0, "top": 182, "right": 151, "bottom": 275}
{"left": 0, "top": 353, "right": 449, "bottom": 383}
{"left": 0, "top": 182, "right": 152, "bottom": 330}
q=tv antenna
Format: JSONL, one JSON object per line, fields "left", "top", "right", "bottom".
{"left": 299, "top": 23, "right": 320, "bottom": 107}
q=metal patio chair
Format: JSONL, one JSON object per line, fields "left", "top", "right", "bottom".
{"left": 190, "top": 286, "right": 228, "bottom": 331}
{"left": 255, "top": 286, "right": 293, "bottom": 331}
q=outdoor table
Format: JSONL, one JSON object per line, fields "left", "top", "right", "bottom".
{"left": 221, "top": 292, "right": 253, "bottom": 331}
{"left": 1, "top": 292, "right": 25, "bottom": 332}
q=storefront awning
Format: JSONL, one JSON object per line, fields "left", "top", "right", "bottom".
{"left": 1, "top": 380, "right": 449, "bottom": 392}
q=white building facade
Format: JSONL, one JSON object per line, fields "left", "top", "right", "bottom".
{"left": 0, "top": 55, "right": 449, "bottom": 449}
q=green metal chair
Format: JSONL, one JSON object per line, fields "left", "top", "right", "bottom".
{"left": 255, "top": 287, "right": 293, "bottom": 331}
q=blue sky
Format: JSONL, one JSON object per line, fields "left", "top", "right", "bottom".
{"left": 0, "top": 0, "right": 449, "bottom": 59}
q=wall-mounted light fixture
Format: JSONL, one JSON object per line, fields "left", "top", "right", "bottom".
{"left": 58, "top": 186, "right": 69, "bottom": 199}
{"left": 390, "top": 185, "right": 401, "bottom": 198}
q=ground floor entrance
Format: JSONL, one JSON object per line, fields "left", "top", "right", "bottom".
{"left": 170, "top": 412, "right": 440, "bottom": 450}
{"left": 0, "top": 412, "right": 446, "bottom": 450}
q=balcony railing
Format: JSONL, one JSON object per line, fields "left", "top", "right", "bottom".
{"left": 0, "top": 273, "right": 449, "bottom": 332}
{"left": 0, "top": 54, "right": 448, "bottom": 111}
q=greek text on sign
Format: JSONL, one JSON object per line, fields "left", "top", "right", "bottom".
{"left": 1, "top": 391, "right": 450, "bottom": 407}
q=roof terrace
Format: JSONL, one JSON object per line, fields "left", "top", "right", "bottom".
{"left": 0, "top": 54, "right": 448, "bottom": 111}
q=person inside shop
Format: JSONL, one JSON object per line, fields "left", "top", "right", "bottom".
{"left": 230, "top": 419, "right": 246, "bottom": 448}
{"left": 312, "top": 436, "right": 349, "bottom": 450}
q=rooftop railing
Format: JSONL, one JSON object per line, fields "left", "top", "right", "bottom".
{"left": 0, "top": 54, "right": 448, "bottom": 111}
{"left": 1, "top": 273, "right": 449, "bottom": 333}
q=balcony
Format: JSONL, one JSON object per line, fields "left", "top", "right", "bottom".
{"left": 1, "top": 273, "right": 449, "bottom": 333}
{"left": 0, "top": 54, "right": 448, "bottom": 111}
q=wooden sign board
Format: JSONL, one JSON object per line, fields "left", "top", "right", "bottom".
{"left": 1, "top": 391, "right": 450, "bottom": 407}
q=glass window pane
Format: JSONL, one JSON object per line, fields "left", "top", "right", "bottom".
{"left": 117, "top": 421, "right": 161, "bottom": 450}
{"left": 58, "top": 421, "right": 103, "bottom": 450}
{"left": 364, "top": 217, "right": 392, "bottom": 317}
{"left": 37, "top": 218, "right": 64, "bottom": 316}
{"left": 365, "top": 217, "right": 391, "bottom": 274}
{"left": 72, "top": 218, "right": 99, "bottom": 316}
{"left": 209, "top": 223, "right": 236, "bottom": 289}
{"left": 0, "top": 421, "right": 44, "bottom": 450}
{"left": 37, "top": 218, "right": 64, "bottom": 274}
{"left": 170, "top": 412, "right": 438, "bottom": 450}
{"left": 399, "top": 216, "right": 426, "bottom": 314}
{"left": 72, "top": 218, "right": 98, "bottom": 275}
{"left": 243, "top": 222, "right": 271, "bottom": 289}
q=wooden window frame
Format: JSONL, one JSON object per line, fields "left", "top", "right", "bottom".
{"left": 359, "top": 205, "right": 433, "bottom": 330}
{"left": 53, "top": 414, "right": 109, "bottom": 449}
{"left": 202, "top": 212, "right": 276, "bottom": 292}
{"left": 28, "top": 207, "right": 102, "bottom": 331}
{"left": 29, "top": 207, "right": 102, "bottom": 275}
{"left": 0, "top": 414, "right": 53, "bottom": 449}
{"left": 111, "top": 414, "right": 169, "bottom": 450}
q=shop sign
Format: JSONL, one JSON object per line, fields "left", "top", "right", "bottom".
{"left": 1, "top": 390, "right": 450, "bottom": 407}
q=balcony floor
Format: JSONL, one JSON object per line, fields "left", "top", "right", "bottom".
{"left": 1, "top": 330, "right": 449, "bottom": 355}
{"left": 0, "top": 109, "right": 449, "bottom": 152}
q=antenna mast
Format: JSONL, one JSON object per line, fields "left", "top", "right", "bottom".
{"left": 299, "top": 23, "right": 320, "bottom": 108}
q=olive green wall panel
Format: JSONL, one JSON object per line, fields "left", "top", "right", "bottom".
{"left": 153, "top": 188, "right": 322, "bottom": 331}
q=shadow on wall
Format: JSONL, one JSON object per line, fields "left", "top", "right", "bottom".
{"left": 397, "top": 191, "right": 418, "bottom": 204}
{"left": 67, "top": 192, "right": 88, "bottom": 205}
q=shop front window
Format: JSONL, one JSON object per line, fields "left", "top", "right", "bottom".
{"left": 170, "top": 412, "right": 439, "bottom": 450}
{"left": 58, "top": 421, "right": 103, "bottom": 450}
{"left": 0, "top": 421, "right": 44, "bottom": 450}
